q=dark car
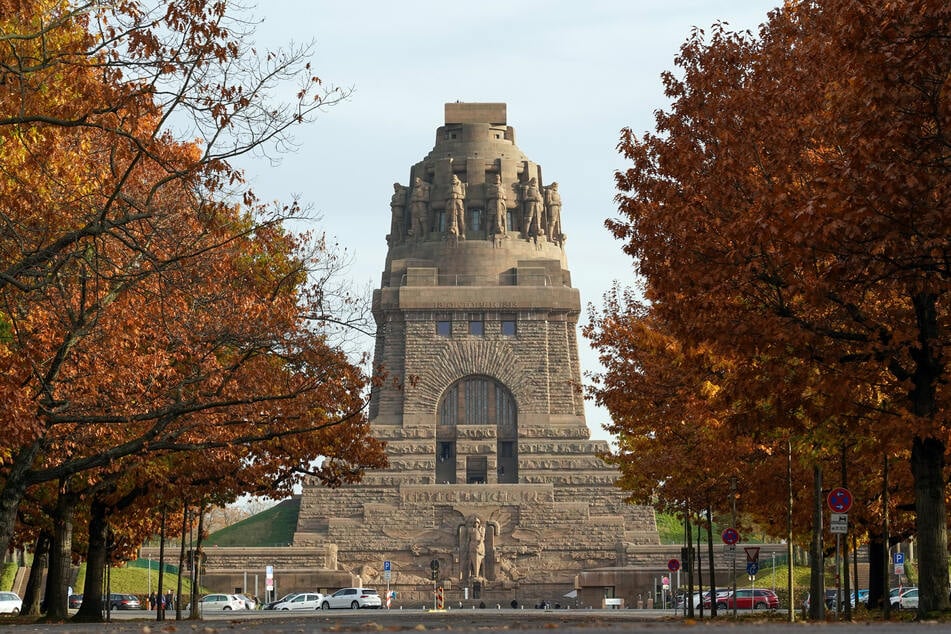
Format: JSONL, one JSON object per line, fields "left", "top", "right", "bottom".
{"left": 108, "top": 593, "right": 141, "bottom": 610}
{"left": 68, "top": 594, "right": 83, "bottom": 609}
{"left": 262, "top": 593, "right": 298, "bottom": 610}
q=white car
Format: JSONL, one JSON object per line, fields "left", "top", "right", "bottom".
{"left": 320, "top": 587, "right": 382, "bottom": 610}
{"left": 273, "top": 592, "right": 323, "bottom": 610}
{"left": 893, "top": 587, "right": 918, "bottom": 610}
{"left": 234, "top": 593, "right": 256, "bottom": 609}
{"left": 0, "top": 592, "right": 22, "bottom": 614}
{"left": 198, "top": 593, "right": 245, "bottom": 611}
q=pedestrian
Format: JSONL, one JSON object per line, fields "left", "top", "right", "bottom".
{"left": 165, "top": 589, "right": 174, "bottom": 611}
{"left": 149, "top": 591, "right": 156, "bottom": 610}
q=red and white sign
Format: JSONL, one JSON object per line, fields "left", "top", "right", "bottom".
{"left": 827, "top": 487, "right": 853, "bottom": 513}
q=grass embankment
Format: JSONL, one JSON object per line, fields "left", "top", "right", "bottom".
{"left": 71, "top": 498, "right": 298, "bottom": 596}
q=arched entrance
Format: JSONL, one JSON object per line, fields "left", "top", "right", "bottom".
{"left": 436, "top": 375, "right": 518, "bottom": 484}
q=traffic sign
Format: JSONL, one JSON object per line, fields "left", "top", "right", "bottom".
{"left": 747, "top": 562, "right": 759, "bottom": 576}
{"left": 827, "top": 487, "right": 853, "bottom": 513}
{"left": 721, "top": 527, "right": 739, "bottom": 545}
{"left": 830, "top": 512, "right": 848, "bottom": 534}
{"left": 667, "top": 558, "right": 680, "bottom": 572}
{"left": 893, "top": 552, "right": 904, "bottom": 565}
{"left": 384, "top": 560, "right": 391, "bottom": 571}
{"left": 744, "top": 546, "right": 760, "bottom": 563}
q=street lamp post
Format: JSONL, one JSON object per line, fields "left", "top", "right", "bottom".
{"left": 148, "top": 556, "right": 152, "bottom": 603}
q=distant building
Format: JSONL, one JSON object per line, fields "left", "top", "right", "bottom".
{"left": 292, "top": 103, "right": 659, "bottom": 606}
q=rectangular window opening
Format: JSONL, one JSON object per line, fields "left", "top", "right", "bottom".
{"left": 501, "top": 313, "right": 516, "bottom": 337}
{"left": 468, "top": 312, "right": 484, "bottom": 336}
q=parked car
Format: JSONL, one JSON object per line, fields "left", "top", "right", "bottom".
{"left": 678, "top": 591, "right": 705, "bottom": 609}
{"left": 892, "top": 587, "right": 918, "bottom": 610}
{"left": 68, "top": 594, "right": 83, "bottom": 609}
{"left": 262, "top": 593, "right": 297, "bottom": 610}
{"left": 198, "top": 593, "right": 245, "bottom": 611}
{"left": 856, "top": 589, "right": 870, "bottom": 606}
{"left": 320, "top": 587, "right": 382, "bottom": 610}
{"left": 233, "top": 593, "right": 256, "bottom": 610}
{"left": 700, "top": 589, "right": 739, "bottom": 609}
{"left": 715, "top": 589, "right": 779, "bottom": 610}
{"left": 0, "top": 591, "right": 22, "bottom": 614}
{"left": 273, "top": 592, "right": 323, "bottom": 610}
{"left": 108, "top": 593, "right": 141, "bottom": 610}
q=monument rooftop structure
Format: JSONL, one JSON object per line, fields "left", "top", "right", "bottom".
{"left": 292, "top": 102, "right": 659, "bottom": 606}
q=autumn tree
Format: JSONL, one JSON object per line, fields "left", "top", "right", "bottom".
{"left": 605, "top": 0, "right": 948, "bottom": 613}
{"left": 0, "top": 0, "right": 386, "bottom": 609}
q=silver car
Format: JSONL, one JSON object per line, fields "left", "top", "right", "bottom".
{"left": 273, "top": 592, "right": 323, "bottom": 610}
{"left": 199, "top": 593, "right": 245, "bottom": 610}
{"left": 320, "top": 587, "right": 382, "bottom": 609}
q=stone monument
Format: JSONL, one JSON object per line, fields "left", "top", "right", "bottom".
{"left": 293, "top": 103, "right": 658, "bottom": 606}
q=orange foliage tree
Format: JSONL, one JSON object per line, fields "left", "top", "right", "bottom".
{"left": 599, "top": 0, "right": 948, "bottom": 613}
{"left": 0, "top": 0, "right": 385, "bottom": 617}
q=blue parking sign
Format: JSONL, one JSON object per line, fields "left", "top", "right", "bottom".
{"left": 893, "top": 552, "right": 904, "bottom": 565}
{"left": 384, "top": 560, "right": 391, "bottom": 571}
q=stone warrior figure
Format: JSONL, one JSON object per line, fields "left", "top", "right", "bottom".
{"left": 408, "top": 176, "right": 431, "bottom": 240}
{"left": 388, "top": 182, "right": 407, "bottom": 244}
{"left": 520, "top": 177, "right": 544, "bottom": 239}
{"left": 544, "top": 181, "right": 562, "bottom": 243}
{"left": 487, "top": 173, "right": 507, "bottom": 236}
{"left": 466, "top": 517, "right": 486, "bottom": 579}
{"left": 446, "top": 174, "right": 467, "bottom": 240}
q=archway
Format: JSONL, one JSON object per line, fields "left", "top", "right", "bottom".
{"left": 436, "top": 375, "right": 518, "bottom": 484}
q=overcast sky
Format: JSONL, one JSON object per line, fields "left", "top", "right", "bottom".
{"left": 234, "top": 1, "right": 779, "bottom": 441}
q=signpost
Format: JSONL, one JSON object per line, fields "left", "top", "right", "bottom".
{"left": 383, "top": 560, "right": 391, "bottom": 608}
{"left": 724, "top": 526, "right": 741, "bottom": 617}
{"left": 430, "top": 559, "right": 439, "bottom": 611}
{"left": 827, "top": 487, "right": 852, "bottom": 620}
{"left": 721, "top": 528, "right": 739, "bottom": 545}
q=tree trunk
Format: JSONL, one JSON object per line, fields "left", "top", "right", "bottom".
{"left": 840, "top": 446, "right": 851, "bottom": 620}
{"left": 156, "top": 507, "right": 166, "bottom": 621}
{"left": 0, "top": 442, "right": 42, "bottom": 559}
{"left": 911, "top": 435, "right": 948, "bottom": 613}
{"left": 193, "top": 504, "right": 206, "bottom": 614}
{"left": 179, "top": 504, "right": 190, "bottom": 620}
{"left": 684, "top": 503, "right": 693, "bottom": 618}
{"left": 21, "top": 531, "right": 50, "bottom": 616}
{"left": 786, "top": 437, "right": 795, "bottom": 623}
{"left": 695, "top": 519, "right": 703, "bottom": 618}
{"left": 705, "top": 508, "right": 717, "bottom": 618}
{"left": 808, "top": 465, "right": 824, "bottom": 620}
{"left": 74, "top": 499, "right": 109, "bottom": 622}
{"left": 45, "top": 484, "right": 77, "bottom": 620}
{"left": 867, "top": 534, "right": 886, "bottom": 608}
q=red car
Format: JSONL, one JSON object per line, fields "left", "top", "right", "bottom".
{"left": 712, "top": 589, "right": 779, "bottom": 610}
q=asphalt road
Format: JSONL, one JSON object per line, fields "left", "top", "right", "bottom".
{"left": 4, "top": 608, "right": 949, "bottom": 633}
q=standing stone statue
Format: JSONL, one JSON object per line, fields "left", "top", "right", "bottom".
{"left": 388, "top": 182, "right": 407, "bottom": 244}
{"left": 409, "top": 176, "right": 432, "bottom": 241}
{"left": 446, "top": 174, "right": 467, "bottom": 240}
{"left": 520, "top": 177, "right": 544, "bottom": 239}
{"left": 466, "top": 517, "right": 486, "bottom": 580}
{"left": 544, "top": 181, "right": 562, "bottom": 243}
{"left": 487, "top": 173, "right": 507, "bottom": 237}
